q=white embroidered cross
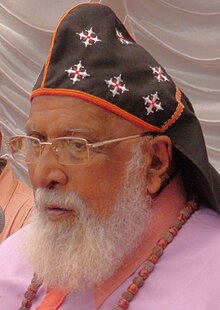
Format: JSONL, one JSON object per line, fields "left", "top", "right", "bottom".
{"left": 77, "top": 27, "right": 101, "bottom": 47}
{"left": 150, "top": 67, "right": 169, "bottom": 82}
{"left": 105, "top": 74, "right": 129, "bottom": 97}
{"left": 143, "top": 91, "right": 164, "bottom": 115}
{"left": 116, "top": 28, "right": 133, "bottom": 45}
{"left": 65, "top": 61, "right": 90, "bottom": 84}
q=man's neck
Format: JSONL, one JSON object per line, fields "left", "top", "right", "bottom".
{"left": 95, "top": 173, "right": 187, "bottom": 307}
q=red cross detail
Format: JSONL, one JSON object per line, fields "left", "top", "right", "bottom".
{"left": 157, "top": 72, "right": 164, "bottom": 80}
{"left": 71, "top": 68, "right": 83, "bottom": 78}
{"left": 111, "top": 79, "right": 123, "bottom": 92}
{"left": 118, "top": 35, "right": 125, "bottom": 43}
{"left": 147, "top": 96, "right": 159, "bottom": 109}
{"left": 83, "top": 32, "right": 95, "bottom": 43}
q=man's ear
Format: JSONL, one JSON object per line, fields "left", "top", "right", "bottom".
{"left": 146, "top": 135, "right": 172, "bottom": 195}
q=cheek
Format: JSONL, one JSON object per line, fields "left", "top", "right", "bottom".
{"left": 69, "top": 155, "right": 129, "bottom": 216}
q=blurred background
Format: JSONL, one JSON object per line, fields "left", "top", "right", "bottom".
{"left": 0, "top": 0, "right": 220, "bottom": 185}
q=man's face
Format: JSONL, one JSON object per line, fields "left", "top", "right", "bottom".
{"left": 25, "top": 96, "right": 153, "bottom": 290}
{"left": 27, "top": 96, "right": 150, "bottom": 220}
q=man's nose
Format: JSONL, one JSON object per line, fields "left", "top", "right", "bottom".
{"left": 29, "top": 145, "right": 68, "bottom": 190}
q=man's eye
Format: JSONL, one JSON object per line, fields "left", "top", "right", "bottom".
{"left": 73, "top": 141, "right": 86, "bottom": 151}
{"left": 71, "top": 141, "right": 82, "bottom": 148}
{"left": 28, "top": 134, "right": 46, "bottom": 142}
{"left": 35, "top": 137, "right": 45, "bottom": 142}
{"left": 65, "top": 140, "right": 86, "bottom": 151}
{"left": 30, "top": 140, "right": 39, "bottom": 146}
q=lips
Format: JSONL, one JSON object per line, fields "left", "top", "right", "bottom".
{"left": 45, "top": 205, "right": 76, "bottom": 221}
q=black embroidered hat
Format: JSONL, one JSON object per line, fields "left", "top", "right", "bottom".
{"left": 31, "top": 3, "right": 220, "bottom": 212}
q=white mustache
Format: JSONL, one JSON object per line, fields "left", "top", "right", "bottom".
{"left": 35, "top": 188, "right": 87, "bottom": 211}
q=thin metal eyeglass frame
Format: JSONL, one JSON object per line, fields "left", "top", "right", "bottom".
{"left": 7, "top": 132, "right": 153, "bottom": 164}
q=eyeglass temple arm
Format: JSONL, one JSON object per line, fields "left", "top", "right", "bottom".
{"left": 88, "top": 132, "right": 154, "bottom": 148}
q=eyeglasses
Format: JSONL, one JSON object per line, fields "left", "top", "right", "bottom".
{"left": 7, "top": 132, "right": 152, "bottom": 165}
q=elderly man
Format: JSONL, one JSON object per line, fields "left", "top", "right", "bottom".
{"left": 0, "top": 129, "right": 33, "bottom": 243}
{"left": 0, "top": 3, "right": 220, "bottom": 309}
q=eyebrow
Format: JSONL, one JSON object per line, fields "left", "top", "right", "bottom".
{"left": 67, "top": 128, "right": 103, "bottom": 141}
{"left": 25, "top": 127, "right": 100, "bottom": 141}
{"left": 66, "top": 128, "right": 90, "bottom": 134}
{"left": 25, "top": 126, "right": 89, "bottom": 133}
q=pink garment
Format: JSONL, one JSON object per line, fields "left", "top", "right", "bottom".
{"left": 0, "top": 161, "right": 33, "bottom": 243}
{"left": 0, "top": 207, "right": 220, "bottom": 309}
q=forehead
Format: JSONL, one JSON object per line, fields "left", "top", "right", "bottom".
{"left": 26, "top": 96, "right": 139, "bottom": 136}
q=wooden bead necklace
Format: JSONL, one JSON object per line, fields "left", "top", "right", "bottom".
{"left": 113, "top": 199, "right": 197, "bottom": 309}
{"left": 19, "top": 199, "right": 197, "bottom": 310}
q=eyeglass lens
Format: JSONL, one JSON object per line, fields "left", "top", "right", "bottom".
{"left": 8, "top": 136, "right": 90, "bottom": 165}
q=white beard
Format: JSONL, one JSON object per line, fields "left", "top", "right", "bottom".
{"left": 24, "top": 145, "right": 152, "bottom": 291}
